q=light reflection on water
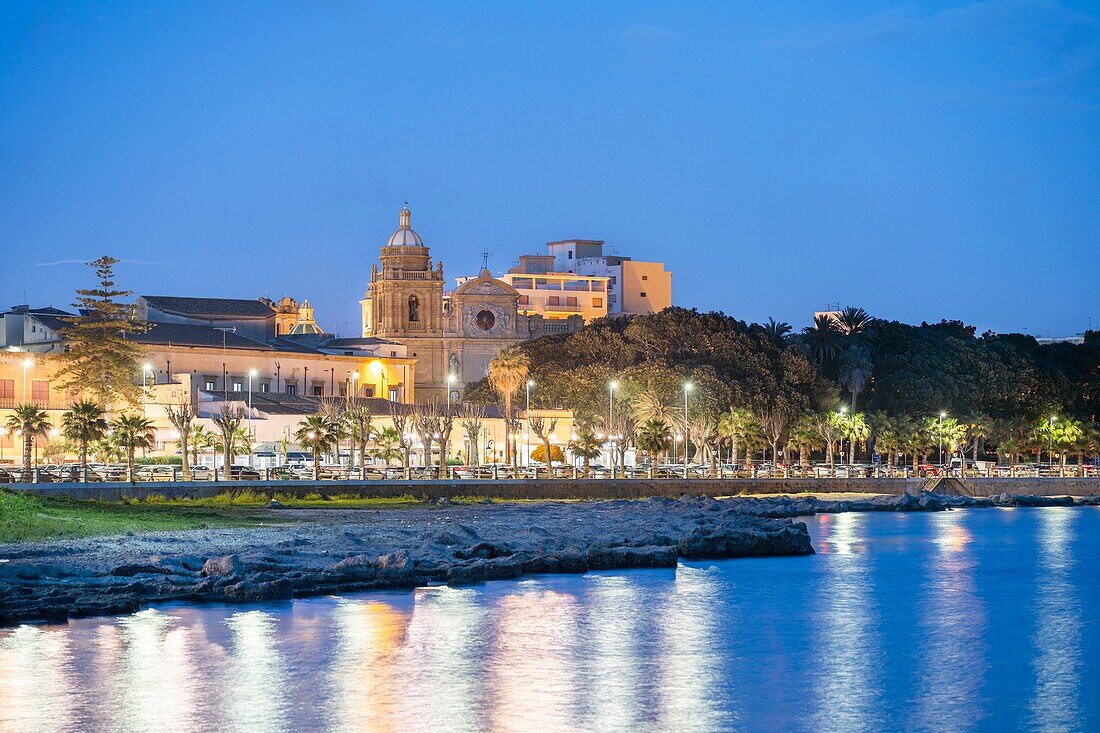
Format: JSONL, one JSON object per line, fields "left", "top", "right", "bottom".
{"left": 1029, "top": 509, "right": 1082, "bottom": 732}
{"left": 2, "top": 509, "right": 1099, "bottom": 733}
{"left": 810, "top": 512, "right": 885, "bottom": 733}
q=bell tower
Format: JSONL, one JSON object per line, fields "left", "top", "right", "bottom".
{"left": 361, "top": 204, "right": 445, "bottom": 337}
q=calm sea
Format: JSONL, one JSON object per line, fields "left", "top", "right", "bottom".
{"left": 2, "top": 508, "right": 1098, "bottom": 732}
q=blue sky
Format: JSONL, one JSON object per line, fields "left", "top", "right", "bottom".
{"left": 1, "top": 1, "right": 1097, "bottom": 336}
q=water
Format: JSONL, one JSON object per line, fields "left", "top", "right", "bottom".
{"left": 2, "top": 508, "right": 1099, "bottom": 733}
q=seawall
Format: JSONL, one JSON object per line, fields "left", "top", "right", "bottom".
{"left": 4, "top": 476, "right": 1097, "bottom": 501}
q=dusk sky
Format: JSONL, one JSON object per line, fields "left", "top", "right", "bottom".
{"left": 1, "top": 1, "right": 1097, "bottom": 337}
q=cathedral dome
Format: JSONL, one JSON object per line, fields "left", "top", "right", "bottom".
{"left": 386, "top": 203, "right": 424, "bottom": 246}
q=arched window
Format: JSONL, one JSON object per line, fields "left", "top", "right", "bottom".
{"left": 408, "top": 295, "right": 420, "bottom": 322}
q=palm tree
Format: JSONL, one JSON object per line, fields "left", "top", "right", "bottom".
{"left": 296, "top": 413, "right": 339, "bottom": 480}
{"left": 187, "top": 424, "right": 216, "bottom": 466}
{"left": 636, "top": 418, "right": 673, "bottom": 460}
{"left": 962, "top": 414, "right": 992, "bottom": 465}
{"left": 632, "top": 389, "right": 683, "bottom": 430}
{"left": 844, "top": 412, "right": 870, "bottom": 464}
{"left": 5, "top": 404, "right": 52, "bottom": 473}
{"left": 838, "top": 344, "right": 873, "bottom": 411}
{"left": 717, "top": 407, "right": 755, "bottom": 465}
{"left": 1052, "top": 418, "right": 1085, "bottom": 469}
{"left": 788, "top": 413, "right": 823, "bottom": 468}
{"left": 903, "top": 419, "right": 932, "bottom": 469}
{"left": 370, "top": 426, "right": 403, "bottom": 466}
{"left": 568, "top": 428, "right": 603, "bottom": 471}
{"left": 803, "top": 314, "right": 842, "bottom": 365}
{"left": 837, "top": 306, "right": 872, "bottom": 339}
{"left": 763, "top": 317, "right": 792, "bottom": 344}
{"left": 868, "top": 412, "right": 900, "bottom": 468}
{"left": 488, "top": 346, "right": 530, "bottom": 466}
{"left": 110, "top": 414, "right": 155, "bottom": 481}
{"left": 61, "top": 400, "right": 107, "bottom": 471}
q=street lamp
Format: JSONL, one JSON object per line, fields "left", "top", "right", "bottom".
{"left": 1048, "top": 415, "right": 1056, "bottom": 468}
{"left": 938, "top": 412, "right": 946, "bottom": 467}
{"left": 683, "top": 382, "right": 693, "bottom": 478}
{"left": 22, "top": 357, "right": 33, "bottom": 402}
{"left": 141, "top": 363, "right": 153, "bottom": 417}
{"left": 608, "top": 380, "right": 618, "bottom": 471}
{"left": 247, "top": 369, "right": 257, "bottom": 466}
{"left": 525, "top": 379, "right": 534, "bottom": 467}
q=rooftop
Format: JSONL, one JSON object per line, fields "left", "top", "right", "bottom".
{"left": 139, "top": 295, "right": 275, "bottom": 319}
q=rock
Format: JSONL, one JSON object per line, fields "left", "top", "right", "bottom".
{"left": 201, "top": 555, "right": 242, "bottom": 577}
{"left": 223, "top": 578, "right": 294, "bottom": 602}
{"left": 454, "top": 542, "right": 514, "bottom": 560}
{"left": 376, "top": 550, "right": 411, "bottom": 572}
{"left": 586, "top": 545, "right": 677, "bottom": 570}
{"left": 679, "top": 519, "right": 814, "bottom": 559}
{"left": 110, "top": 563, "right": 172, "bottom": 577}
{"left": 269, "top": 499, "right": 283, "bottom": 508}
{"left": 447, "top": 557, "right": 524, "bottom": 586}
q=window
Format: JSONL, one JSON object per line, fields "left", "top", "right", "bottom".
{"left": 548, "top": 296, "right": 560, "bottom": 306}
{"left": 260, "top": 382, "right": 270, "bottom": 393}
{"left": 339, "top": 383, "right": 348, "bottom": 397}
{"left": 609, "top": 276, "right": 617, "bottom": 285}
{"left": 32, "top": 380, "right": 49, "bottom": 403}
{"left": 286, "top": 384, "right": 297, "bottom": 396}
{"left": 389, "top": 388, "right": 399, "bottom": 402}
{"left": 312, "top": 384, "right": 324, "bottom": 396}
{"left": 566, "top": 296, "right": 578, "bottom": 307}
{"left": 568, "top": 251, "right": 573, "bottom": 259}
{"left": 232, "top": 381, "right": 243, "bottom": 392}
{"left": 641, "top": 275, "right": 648, "bottom": 281}
{"left": 639, "top": 291, "right": 647, "bottom": 298}
{"left": 364, "top": 386, "right": 376, "bottom": 398}
{"left": 592, "top": 298, "right": 603, "bottom": 308}
{"left": 518, "top": 295, "right": 530, "bottom": 305}
{"left": 408, "top": 295, "right": 420, "bottom": 322}
{"left": 0, "top": 379, "right": 12, "bottom": 399}
{"left": 204, "top": 379, "right": 216, "bottom": 391}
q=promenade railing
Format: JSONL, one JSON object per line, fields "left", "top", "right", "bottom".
{"left": 3, "top": 462, "right": 1098, "bottom": 484}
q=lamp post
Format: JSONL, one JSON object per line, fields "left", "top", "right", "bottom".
{"left": 22, "top": 357, "right": 33, "bottom": 403}
{"left": 839, "top": 405, "right": 848, "bottom": 466}
{"left": 524, "top": 379, "right": 534, "bottom": 467}
{"left": 247, "top": 369, "right": 257, "bottom": 467}
{"left": 141, "top": 363, "right": 153, "bottom": 417}
{"left": 1048, "top": 415, "right": 1056, "bottom": 468}
{"left": 683, "top": 382, "right": 693, "bottom": 478}
{"left": 608, "top": 380, "right": 618, "bottom": 471}
{"left": 938, "top": 411, "right": 946, "bottom": 467}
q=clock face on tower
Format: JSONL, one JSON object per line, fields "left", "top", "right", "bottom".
{"left": 475, "top": 309, "right": 496, "bottom": 331}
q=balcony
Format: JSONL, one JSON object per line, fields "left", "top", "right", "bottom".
{"left": 0, "top": 397, "right": 75, "bottom": 411}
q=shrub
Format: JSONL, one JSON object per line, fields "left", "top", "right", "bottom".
{"left": 531, "top": 445, "right": 565, "bottom": 464}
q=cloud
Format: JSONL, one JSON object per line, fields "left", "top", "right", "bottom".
{"left": 36, "top": 258, "right": 175, "bottom": 267}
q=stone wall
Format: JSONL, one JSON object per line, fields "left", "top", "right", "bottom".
{"left": 5, "top": 477, "right": 1096, "bottom": 502}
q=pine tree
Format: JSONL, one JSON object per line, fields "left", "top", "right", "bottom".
{"left": 56, "top": 256, "right": 149, "bottom": 407}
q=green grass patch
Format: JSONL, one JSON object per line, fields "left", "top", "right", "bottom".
{"left": 0, "top": 490, "right": 267, "bottom": 543}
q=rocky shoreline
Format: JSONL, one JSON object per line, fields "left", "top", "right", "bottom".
{"left": 1, "top": 491, "right": 1096, "bottom": 627}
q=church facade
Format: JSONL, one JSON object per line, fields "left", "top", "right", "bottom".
{"left": 361, "top": 205, "right": 582, "bottom": 402}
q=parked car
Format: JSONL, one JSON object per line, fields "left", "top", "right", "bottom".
{"left": 267, "top": 466, "right": 302, "bottom": 481}
{"left": 135, "top": 465, "right": 178, "bottom": 482}
{"left": 223, "top": 465, "right": 261, "bottom": 481}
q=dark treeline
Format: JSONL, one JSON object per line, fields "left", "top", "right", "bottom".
{"left": 464, "top": 307, "right": 1098, "bottom": 465}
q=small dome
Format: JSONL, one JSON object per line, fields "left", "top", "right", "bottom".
{"left": 386, "top": 203, "right": 424, "bottom": 246}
